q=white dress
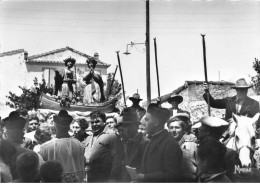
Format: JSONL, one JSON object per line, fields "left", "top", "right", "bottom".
{"left": 83, "top": 72, "right": 101, "bottom": 104}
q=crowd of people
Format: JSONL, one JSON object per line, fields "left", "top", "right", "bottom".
{"left": 1, "top": 78, "right": 260, "bottom": 183}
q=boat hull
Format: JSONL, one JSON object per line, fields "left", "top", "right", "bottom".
{"left": 40, "top": 93, "right": 118, "bottom": 113}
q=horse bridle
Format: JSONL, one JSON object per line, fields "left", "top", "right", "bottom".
{"left": 232, "top": 131, "right": 256, "bottom": 167}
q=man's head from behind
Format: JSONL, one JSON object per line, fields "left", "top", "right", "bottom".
{"left": 40, "top": 160, "right": 63, "bottom": 183}
{"left": 53, "top": 110, "right": 73, "bottom": 133}
{"left": 5, "top": 111, "right": 26, "bottom": 143}
{"left": 16, "top": 151, "right": 39, "bottom": 182}
{"left": 198, "top": 138, "right": 226, "bottom": 174}
{"left": 143, "top": 104, "right": 171, "bottom": 135}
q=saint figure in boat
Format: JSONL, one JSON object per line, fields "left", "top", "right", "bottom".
{"left": 83, "top": 57, "right": 105, "bottom": 103}
{"left": 54, "top": 57, "right": 76, "bottom": 100}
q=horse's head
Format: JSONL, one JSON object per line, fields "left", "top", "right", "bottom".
{"left": 232, "top": 113, "right": 259, "bottom": 167}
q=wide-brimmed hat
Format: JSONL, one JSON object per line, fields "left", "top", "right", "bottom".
{"left": 167, "top": 94, "right": 183, "bottom": 104}
{"left": 231, "top": 78, "right": 252, "bottom": 89}
{"left": 129, "top": 93, "right": 143, "bottom": 101}
{"left": 5, "top": 111, "right": 26, "bottom": 130}
{"left": 53, "top": 110, "right": 73, "bottom": 128}
{"left": 192, "top": 116, "right": 229, "bottom": 129}
{"left": 147, "top": 103, "right": 171, "bottom": 125}
{"left": 63, "top": 57, "right": 76, "bottom": 67}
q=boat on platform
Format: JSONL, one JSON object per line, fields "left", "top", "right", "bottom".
{"left": 40, "top": 93, "right": 119, "bottom": 113}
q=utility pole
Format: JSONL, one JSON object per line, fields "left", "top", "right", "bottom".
{"left": 146, "top": 0, "right": 151, "bottom": 104}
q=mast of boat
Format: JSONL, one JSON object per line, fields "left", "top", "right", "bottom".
{"left": 116, "top": 51, "right": 126, "bottom": 106}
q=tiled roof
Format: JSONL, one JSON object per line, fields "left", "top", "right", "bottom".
{"left": 0, "top": 49, "right": 25, "bottom": 57}
{"left": 27, "top": 46, "right": 110, "bottom": 67}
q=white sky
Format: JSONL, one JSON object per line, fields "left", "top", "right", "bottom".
{"left": 0, "top": 0, "right": 260, "bottom": 103}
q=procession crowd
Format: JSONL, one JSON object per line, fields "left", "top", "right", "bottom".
{"left": 1, "top": 78, "right": 260, "bottom": 183}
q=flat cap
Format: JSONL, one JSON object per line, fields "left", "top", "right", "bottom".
{"left": 193, "top": 116, "right": 229, "bottom": 129}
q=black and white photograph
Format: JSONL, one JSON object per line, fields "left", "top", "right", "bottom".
{"left": 0, "top": 0, "right": 260, "bottom": 183}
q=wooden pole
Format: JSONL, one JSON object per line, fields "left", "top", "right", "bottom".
{"left": 116, "top": 51, "right": 126, "bottom": 106}
{"left": 201, "top": 34, "right": 211, "bottom": 116}
{"left": 153, "top": 37, "right": 160, "bottom": 98}
{"left": 74, "top": 63, "right": 77, "bottom": 94}
{"left": 146, "top": 0, "right": 151, "bottom": 105}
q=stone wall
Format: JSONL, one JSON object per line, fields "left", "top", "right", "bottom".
{"left": 177, "top": 82, "right": 256, "bottom": 123}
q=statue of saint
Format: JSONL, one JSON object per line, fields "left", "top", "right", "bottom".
{"left": 54, "top": 57, "right": 76, "bottom": 101}
{"left": 83, "top": 57, "right": 105, "bottom": 103}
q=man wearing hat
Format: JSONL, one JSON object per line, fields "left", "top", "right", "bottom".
{"left": 167, "top": 94, "right": 190, "bottom": 117}
{"left": 39, "top": 110, "right": 85, "bottom": 183}
{"left": 204, "top": 78, "right": 260, "bottom": 139}
{"left": 192, "top": 116, "right": 237, "bottom": 182}
{"left": 117, "top": 109, "right": 149, "bottom": 182}
{"left": 127, "top": 93, "right": 146, "bottom": 121}
{"left": 203, "top": 78, "right": 259, "bottom": 120}
{"left": 4, "top": 111, "right": 44, "bottom": 180}
{"left": 134, "top": 103, "right": 183, "bottom": 182}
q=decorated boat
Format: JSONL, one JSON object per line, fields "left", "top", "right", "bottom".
{"left": 39, "top": 93, "right": 119, "bottom": 113}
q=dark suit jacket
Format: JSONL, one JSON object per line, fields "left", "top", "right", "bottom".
{"left": 203, "top": 93, "right": 260, "bottom": 120}
{"left": 141, "top": 129, "right": 183, "bottom": 182}
{"left": 122, "top": 132, "right": 149, "bottom": 182}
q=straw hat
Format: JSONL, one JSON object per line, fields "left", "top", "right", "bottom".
{"left": 231, "top": 78, "right": 252, "bottom": 89}
{"left": 192, "top": 116, "right": 229, "bottom": 129}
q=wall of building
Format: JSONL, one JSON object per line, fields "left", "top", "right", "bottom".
{"left": 0, "top": 52, "right": 28, "bottom": 104}
{"left": 179, "top": 83, "right": 257, "bottom": 122}
{"left": 0, "top": 50, "right": 109, "bottom": 105}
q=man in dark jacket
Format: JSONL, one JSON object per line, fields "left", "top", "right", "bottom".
{"left": 192, "top": 116, "right": 238, "bottom": 182}
{"left": 134, "top": 103, "right": 183, "bottom": 182}
{"left": 203, "top": 78, "right": 259, "bottom": 120}
{"left": 118, "top": 110, "right": 149, "bottom": 182}
{"left": 203, "top": 78, "right": 260, "bottom": 138}
{"left": 127, "top": 93, "right": 146, "bottom": 121}
{"left": 83, "top": 111, "right": 123, "bottom": 182}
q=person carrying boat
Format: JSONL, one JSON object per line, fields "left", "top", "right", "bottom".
{"left": 83, "top": 57, "right": 105, "bottom": 103}
{"left": 55, "top": 57, "right": 76, "bottom": 101}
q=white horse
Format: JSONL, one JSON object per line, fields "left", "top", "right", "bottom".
{"left": 226, "top": 113, "right": 259, "bottom": 168}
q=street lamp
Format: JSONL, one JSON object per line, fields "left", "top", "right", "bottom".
{"left": 123, "top": 42, "right": 145, "bottom": 55}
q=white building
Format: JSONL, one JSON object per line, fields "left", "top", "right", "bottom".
{"left": 0, "top": 46, "right": 110, "bottom": 105}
